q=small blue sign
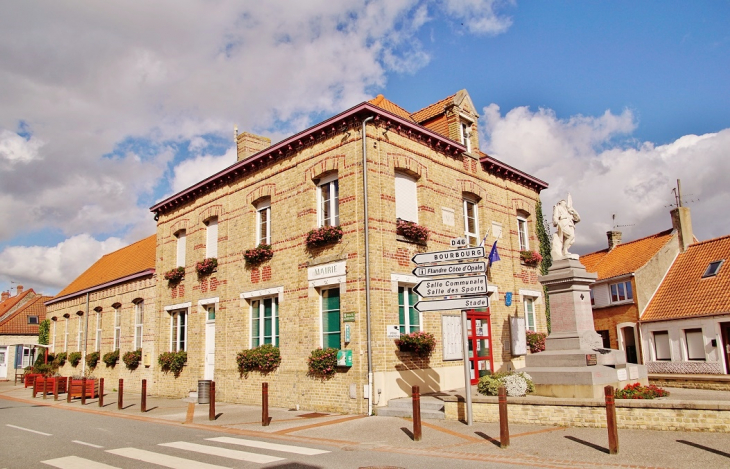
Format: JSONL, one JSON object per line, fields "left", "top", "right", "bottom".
{"left": 505, "top": 291, "right": 513, "bottom": 306}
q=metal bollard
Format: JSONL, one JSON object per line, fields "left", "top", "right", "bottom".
{"left": 498, "top": 386, "right": 510, "bottom": 449}
{"left": 141, "top": 379, "right": 147, "bottom": 413}
{"left": 118, "top": 379, "right": 123, "bottom": 410}
{"left": 209, "top": 381, "right": 216, "bottom": 421}
{"left": 262, "top": 382, "right": 269, "bottom": 426}
{"left": 81, "top": 377, "right": 87, "bottom": 405}
{"left": 605, "top": 385, "right": 618, "bottom": 455}
{"left": 412, "top": 385, "right": 422, "bottom": 442}
{"left": 99, "top": 378, "right": 104, "bottom": 407}
{"left": 66, "top": 377, "right": 72, "bottom": 403}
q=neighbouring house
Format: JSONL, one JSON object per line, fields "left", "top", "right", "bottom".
{"left": 0, "top": 286, "right": 47, "bottom": 380}
{"left": 146, "top": 89, "right": 549, "bottom": 413}
{"left": 45, "top": 236, "right": 156, "bottom": 388}
{"left": 640, "top": 234, "right": 730, "bottom": 376}
{"left": 580, "top": 206, "right": 695, "bottom": 364}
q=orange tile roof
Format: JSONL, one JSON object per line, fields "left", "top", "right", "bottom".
{"left": 0, "top": 289, "right": 35, "bottom": 322}
{"left": 410, "top": 94, "right": 456, "bottom": 123}
{"left": 642, "top": 234, "right": 730, "bottom": 322}
{"left": 421, "top": 114, "right": 450, "bottom": 139}
{"left": 0, "top": 295, "right": 51, "bottom": 335}
{"left": 368, "top": 94, "right": 415, "bottom": 122}
{"left": 53, "top": 235, "right": 156, "bottom": 299}
{"left": 580, "top": 229, "right": 674, "bottom": 280}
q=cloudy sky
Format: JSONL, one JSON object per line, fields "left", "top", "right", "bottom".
{"left": 1, "top": 1, "right": 729, "bottom": 296}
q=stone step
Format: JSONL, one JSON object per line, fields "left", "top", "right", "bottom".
{"left": 384, "top": 397, "right": 445, "bottom": 411}
{"left": 375, "top": 406, "right": 445, "bottom": 419}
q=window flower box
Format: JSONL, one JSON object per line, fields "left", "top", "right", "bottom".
{"left": 195, "top": 257, "right": 218, "bottom": 277}
{"left": 307, "top": 348, "right": 338, "bottom": 380}
{"left": 236, "top": 344, "right": 281, "bottom": 377}
{"left": 244, "top": 244, "right": 273, "bottom": 266}
{"left": 164, "top": 267, "right": 185, "bottom": 286}
{"left": 395, "top": 331, "right": 436, "bottom": 358}
{"left": 520, "top": 250, "right": 542, "bottom": 267}
{"left": 122, "top": 349, "right": 142, "bottom": 370}
{"left": 396, "top": 219, "right": 429, "bottom": 244}
{"left": 158, "top": 351, "right": 187, "bottom": 378}
{"left": 306, "top": 226, "right": 343, "bottom": 249}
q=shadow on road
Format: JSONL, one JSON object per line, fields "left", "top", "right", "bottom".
{"left": 677, "top": 440, "right": 730, "bottom": 458}
{"left": 400, "top": 426, "right": 415, "bottom": 441}
{"left": 475, "top": 431, "right": 500, "bottom": 448}
{"left": 564, "top": 435, "right": 609, "bottom": 454}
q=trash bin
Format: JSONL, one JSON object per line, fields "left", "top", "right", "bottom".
{"left": 198, "top": 380, "right": 211, "bottom": 404}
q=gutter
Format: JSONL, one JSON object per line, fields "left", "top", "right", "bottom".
{"left": 362, "top": 115, "right": 374, "bottom": 416}
{"left": 45, "top": 269, "right": 155, "bottom": 306}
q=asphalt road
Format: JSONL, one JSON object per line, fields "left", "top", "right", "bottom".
{"left": 0, "top": 398, "right": 528, "bottom": 469}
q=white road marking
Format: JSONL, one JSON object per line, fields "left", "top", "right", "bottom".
{"left": 42, "top": 455, "right": 119, "bottom": 469}
{"left": 107, "top": 447, "right": 230, "bottom": 469}
{"left": 160, "top": 441, "right": 285, "bottom": 464}
{"left": 6, "top": 424, "right": 51, "bottom": 436}
{"left": 72, "top": 440, "right": 104, "bottom": 448}
{"left": 207, "top": 436, "right": 331, "bottom": 455}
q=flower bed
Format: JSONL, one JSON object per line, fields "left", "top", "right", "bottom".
{"left": 33, "top": 376, "right": 68, "bottom": 396}
{"left": 306, "top": 226, "right": 343, "bottom": 249}
{"left": 158, "top": 351, "right": 187, "bottom": 377}
{"left": 244, "top": 244, "right": 273, "bottom": 265}
{"left": 307, "top": 348, "right": 338, "bottom": 380}
{"left": 477, "top": 371, "right": 535, "bottom": 397}
{"left": 396, "top": 219, "right": 429, "bottom": 243}
{"left": 69, "top": 378, "right": 99, "bottom": 399}
{"left": 195, "top": 257, "right": 217, "bottom": 277}
{"left": 164, "top": 267, "right": 185, "bottom": 286}
{"left": 395, "top": 331, "right": 436, "bottom": 358}
{"left": 237, "top": 344, "right": 281, "bottom": 376}
{"left": 615, "top": 383, "right": 669, "bottom": 399}
{"left": 520, "top": 250, "right": 543, "bottom": 266}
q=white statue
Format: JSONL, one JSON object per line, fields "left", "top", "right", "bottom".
{"left": 551, "top": 194, "right": 581, "bottom": 260}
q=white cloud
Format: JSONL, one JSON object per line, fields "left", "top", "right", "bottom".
{"left": 440, "top": 0, "right": 514, "bottom": 35}
{"left": 170, "top": 147, "right": 237, "bottom": 194}
{"left": 0, "top": 130, "right": 44, "bottom": 167}
{"left": 0, "top": 234, "right": 127, "bottom": 295}
{"left": 481, "top": 104, "right": 730, "bottom": 253}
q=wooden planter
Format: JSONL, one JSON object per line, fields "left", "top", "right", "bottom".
{"left": 69, "top": 379, "right": 99, "bottom": 399}
{"left": 24, "top": 373, "right": 42, "bottom": 388}
{"left": 33, "top": 377, "right": 68, "bottom": 397}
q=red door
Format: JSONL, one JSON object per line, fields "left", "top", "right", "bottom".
{"left": 466, "top": 309, "right": 494, "bottom": 385}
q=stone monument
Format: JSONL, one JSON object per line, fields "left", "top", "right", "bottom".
{"left": 523, "top": 195, "right": 648, "bottom": 399}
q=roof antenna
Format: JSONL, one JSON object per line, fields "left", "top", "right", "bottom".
{"left": 611, "top": 213, "right": 633, "bottom": 230}
{"left": 666, "top": 179, "right": 699, "bottom": 208}
{"left": 234, "top": 125, "right": 238, "bottom": 144}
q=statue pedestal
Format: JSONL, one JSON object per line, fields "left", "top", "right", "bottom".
{"left": 523, "top": 259, "right": 647, "bottom": 399}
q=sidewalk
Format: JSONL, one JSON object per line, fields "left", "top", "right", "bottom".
{"left": 2, "top": 380, "right": 729, "bottom": 469}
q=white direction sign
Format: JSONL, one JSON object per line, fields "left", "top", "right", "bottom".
{"left": 412, "top": 246, "right": 485, "bottom": 265}
{"left": 414, "top": 275, "right": 488, "bottom": 298}
{"left": 413, "top": 261, "right": 486, "bottom": 277}
{"left": 414, "top": 296, "right": 489, "bottom": 312}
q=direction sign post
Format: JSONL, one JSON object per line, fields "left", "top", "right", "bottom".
{"left": 414, "top": 296, "right": 488, "bottom": 313}
{"left": 412, "top": 246, "right": 485, "bottom": 265}
{"left": 414, "top": 275, "right": 487, "bottom": 298}
{"left": 412, "top": 261, "right": 486, "bottom": 277}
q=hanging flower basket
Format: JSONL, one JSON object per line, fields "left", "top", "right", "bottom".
{"left": 195, "top": 257, "right": 218, "bottom": 277}
{"left": 244, "top": 244, "right": 273, "bottom": 265}
{"left": 102, "top": 350, "right": 119, "bottom": 368}
{"left": 122, "top": 349, "right": 142, "bottom": 370}
{"left": 306, "top": 226, "right": 343, "bottom": 249}
{"left": 164, "top": 267, "right": 185, "bottom": 286}
{"left": 520, "top": 250, "right": 543, "bottom": 266}
{"left": 158, "top": 351, "right": 187, "bottom": 377}
{"left": 236, "top": 344, "right": 281, "bottom": 377}
{"left": 86, "top": 351, "right": 100, "bottom": 369}
{"left": 395, "top": 331, "right": 436, "bottom": 358}
{"left": 307, "top": 348, "right": 338, "bottom": 380}
{"left": 396, "top": 219, "right": 429, "bottom": 243}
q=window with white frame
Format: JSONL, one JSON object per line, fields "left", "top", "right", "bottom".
{"left": 76, "top": 315, "right": 83, "bottom": 351}
{"left": 133, "top": 300, "right": 144, "bottom": 350}
{"left": 653, "top": 331, "right": 670, "bottom": 361}
{"left": 609, "top": 280, "right": 633, "bottom": 303}
{"left": 257, "top": 199, "right": 271, "bottom": 245}
{"left": 28, "top": 316, "right": 39, "bottom": 324}
{"left": 398, "top": 286, "right": 421, "bottom": 334}
{"left": 113, "top": 305, "right": 121, "bottom": 350}
{"left": 206, "top": 304, "right": 216, "bottom": 321}
{"left": 524, "top": 297, "right": 536, "bottom": 331}
{"left": 205, "top": 218, "right": 218, "bottom": 258}
{"left": 463, "top": 198, "right": 479, "bottom": 247}
{"left": 460, "top": 121, "right": 472, "bottom": 153}
{"left": 51, "top": 320, "right": 56, "bottom": 352}
{"left": 251, "top": 297, "right": 278, "bottom": 347}
{"left": 517, "top": 216, "right": 529, "bottom": 251}
{"left": 175, "top": 230, "right": 186, "bottom": 267}
{"left": 170, "top": 310, "right": 188, "bottom": 352}
{"left": 684, "top": 329, "right": 705, "bottom": 361}
{"left": 95, "top": 311, "right": 102, "bottom": 352}
{"left": 321, "top": 288, "right": 341, "bottom": 349}
{"left": 318, "top": 174, "right": 339, "bottom": 227}
{"left": 395, "top": 172, "right": 418, "bottom": 223}
{"left": 64, "top": 317, "right": 69, "bottom": 352}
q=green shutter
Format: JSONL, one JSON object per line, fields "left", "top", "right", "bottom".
{"left": 398, "top": 287, "right": 405, "bottom": 334}
{"left": 322, "top": 288, "right": 341, "bottom": 349}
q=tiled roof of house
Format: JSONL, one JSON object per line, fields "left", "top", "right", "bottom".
{"left": 410, "top": 94, "right": 456, "bottom": 123}
{"left": 0, "top": 295, "right": 51, "bottom": 335}
{"left": 642, "top": 234, "right": 730, "bottom": 322}
{"left": 368, "top": 94, "right": 415, "bottom": 122}
{"left": 580, "top": 229, "right": 674, "bottom": 281}
{"left": 0, "top": 289, "right": 35, "bottom": 323}
{"left": 53, "top": 235, "right": 156, "bottom": 299}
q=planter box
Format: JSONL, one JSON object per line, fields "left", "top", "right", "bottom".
{"left": 69, "top": 379, "right": 99, "bottom": 399}
{"left": 34, "top": 377, "right": 68, "bottom": 396}
{"left": 24, "top": 373, "right": 42, "bottom": 388}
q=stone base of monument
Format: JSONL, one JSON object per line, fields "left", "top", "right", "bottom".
{"left": 522, "top": 258, "right": 648, "bottom": 399}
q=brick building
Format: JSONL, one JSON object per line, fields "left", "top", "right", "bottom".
{"left": 148, "top": 89, "right": 548, "bottom": 413}
{"left": 0, "top": 286, "right": 46, "bottom": 380}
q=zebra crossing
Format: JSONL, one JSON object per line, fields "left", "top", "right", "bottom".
{"left": 41, "top": 436, "right": 331, "bottom": 468}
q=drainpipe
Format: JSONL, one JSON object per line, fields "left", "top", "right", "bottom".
{"left": 82, "top": 292, "right": 89, "bottom": 375}
{"left": 362, "top": 115, "right": 374, "bottom": 416}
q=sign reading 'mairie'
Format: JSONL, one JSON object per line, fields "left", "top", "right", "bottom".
{"left": 412, "top": 261, "right": 487, "bottom": 277}
{"left": 414, "top": 296, "right": 489, "bottom": 312}
{"left": 411, "top": 247, "right": 485, "bottom": 265}
{"left": 414, "top": 275, "right": 488, "bottom": 297}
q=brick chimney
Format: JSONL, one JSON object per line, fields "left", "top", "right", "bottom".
{"left": 1, "top": 291, "right": 9, "bottom": 302}
{"left": 671, "top": 206, "right": 694, "bottom": 252}
{"left": 607, "top": 231, "right": 622, "bottom": 250}
{"left": 16, "top": 285, "right": 23, "bottom": 295}
{"left": 237, "top": 132, "right": 271, "bottom": 162}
